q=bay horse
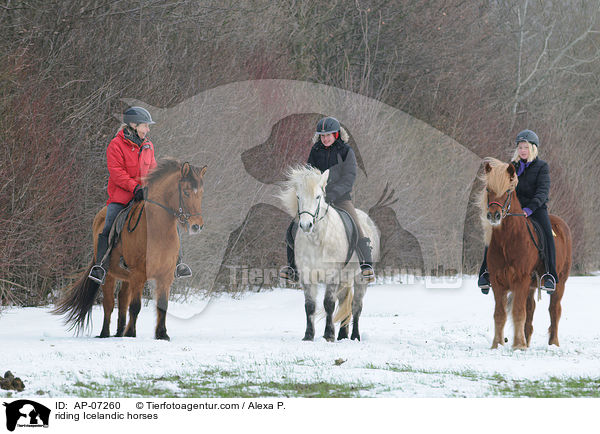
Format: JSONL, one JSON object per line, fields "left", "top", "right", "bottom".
{"left": 279, "top": 166, "right": 380, "bottom": 341}
{"left": 480, "top": 158, "right": 572, "bottom": 349}
{"left": 53, "top": 159, "right": 207, "bottom": 340}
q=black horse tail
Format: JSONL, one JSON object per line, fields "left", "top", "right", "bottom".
{"left": 52, "top": 260, "right": 100, "bottom": 334}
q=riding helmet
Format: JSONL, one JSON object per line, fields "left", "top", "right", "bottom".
{"left": 123, "top": 106, "right": 155, "bottom": 125}
{"left": 316, "top": 117, "right": 341, "bottom": 135}
{"left": 515, "top": 129, "right": 539, "bottom": 147}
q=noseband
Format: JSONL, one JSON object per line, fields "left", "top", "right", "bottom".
{"left": 487, "top": 188, "right": 526, "bottom": 219}
{"left": 129, "top": 164, "right": 203, "bottom": 233}
{"left": 297, "top": 189, "right": 329, "bottom": 226}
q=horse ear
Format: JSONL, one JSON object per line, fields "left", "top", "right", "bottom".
{"left": 484, "top": 162, "right": 492, "bottom": 173}
{"left": 321, "top": 169, "right": 330, "bottom": 185}
{"left": 181, "top": 162, "right": 191, "bottom": 178}
{"left": 507, "top": 163, "right": 515, "bottom": 179}
{"left": 199, "top": 165, "right": 207, "bottom": 178}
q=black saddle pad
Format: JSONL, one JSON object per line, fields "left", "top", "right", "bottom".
{"left": 331, "top": 205, "right": 359, "bottom": 266}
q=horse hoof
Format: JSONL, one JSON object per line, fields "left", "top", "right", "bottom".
{"left": 155, "top": 333, "right": 170, "bottom": 341}
{"left": 324, "top": 335, "right": 335, "bottom": 342}
{"left": 302, "top": 335, "right": 314, "bottom": 341}
{"left": 351, "top": 334, "right": 360, "bottom": 341}
{"left": 96, "top": 333, "right": 110, "bottom": 339}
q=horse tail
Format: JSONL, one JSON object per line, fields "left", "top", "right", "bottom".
{"left": 334, "top": 283, "right": 353, "bottom": 326}
{"left": 52, "top": 260, "right": 100, "bottom": 334}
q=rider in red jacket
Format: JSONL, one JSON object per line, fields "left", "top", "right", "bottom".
{"left": 88, "top": 107, "right": 191, "bottom": 284}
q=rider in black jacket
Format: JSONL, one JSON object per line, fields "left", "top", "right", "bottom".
{"left": 279, "top": 117, "right": 375, "bottom": 283}
{"left": 478, "top": 129, "right": 558, "bottom": 293}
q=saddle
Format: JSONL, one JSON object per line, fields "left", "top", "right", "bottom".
{"left": 525, "top": 218, "right": 553, "bottom": 276}
{"left": 99, "top": 201, "right": 137, "bottom": 267}
{"left": 331, "top": 205, "right": 359, "bottom": 266}
{"left": 287, "top": 205, "right": 359, "bottom": 267}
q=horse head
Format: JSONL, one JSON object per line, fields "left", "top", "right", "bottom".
{"left": 481, "top": 158, "right": 518, "bottom": 227}
{"left": 145, "top": 159, "right": 207, "bottom": 235}
{"left": 279, "top": 166, "right": 329, "bottom": 234}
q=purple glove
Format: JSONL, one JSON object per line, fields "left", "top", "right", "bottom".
{"left": 523, "top": 207, "right": 532, "bottom": 217}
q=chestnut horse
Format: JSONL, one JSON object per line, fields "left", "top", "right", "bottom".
{"left": 480, "top": 158, "right": 572, "bottom": 349}
{"left": 54, "top": 159, "right": 207, "bottom": 340}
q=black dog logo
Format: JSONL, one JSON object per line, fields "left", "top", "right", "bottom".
{"left": 3, "top": 400, "right": 50, "bottom": 431}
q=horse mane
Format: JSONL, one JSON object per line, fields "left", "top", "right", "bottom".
{"left": 477, "top": 157, "right": 519, "bottom": 245}
{"left": 144, "top": 158, "right": 182, "bottom": 186}
{"left": 277, "top": 165, "right": 324, "bottom": 216}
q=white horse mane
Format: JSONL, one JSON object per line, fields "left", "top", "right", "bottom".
{"left": 278, "top": 165, "right": 325, "bottom": 217}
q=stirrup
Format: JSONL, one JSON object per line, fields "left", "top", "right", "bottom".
{"left": 88, "top": 264, "right": 106, "bottom": 285}
{"left": 175, "top": 263, "right": 192, "bottom": 279}
{"left": 279, "top": 266, "right": 299, "bottom": 284}
{"left": 541, "top": 273, "right": 556, "bottom": 293}
{"left": 360, "top": 264, "right": 375, "bottom": 283}
{"left": 478, "top": 271, "right": 490, "bottom": 294}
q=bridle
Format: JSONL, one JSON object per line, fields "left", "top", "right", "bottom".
{"left": 486, "top": 187, "right": 542, "bottom": 252}
{"left": 487, "top": 188, "right": 526, "bottom": 219}
{"left": 128, "top": 163, "right": 203, "bottom": 233}
{"left": 297, "top": 188, "right": 330, "bottom": 226}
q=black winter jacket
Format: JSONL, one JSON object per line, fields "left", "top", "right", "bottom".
{"left": 307, "top": 138, "right": 357, "bottom": 203}
{"left": 512, "top": 158, "right": 550, "bottom": 214}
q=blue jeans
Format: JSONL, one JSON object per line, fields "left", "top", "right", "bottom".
{"left": 101, "top": 203, "right": 126, "bottom": 237}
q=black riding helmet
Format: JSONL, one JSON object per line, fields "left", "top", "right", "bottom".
{"left": 316, "top": 117, "right": 340, "bottom": 134}
{"left": 515, "top": 129, "right": 539, "bottom": 147}
{"left": 123, "top": 106, "right": 155, "bottom": 125}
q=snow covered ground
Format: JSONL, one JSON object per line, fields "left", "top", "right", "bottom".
{"left": 1, "top": 275, "right": 600, "bottom": 398}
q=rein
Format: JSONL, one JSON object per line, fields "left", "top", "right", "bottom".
{"left": 297, "top": 188, "right": 330, "bottom": 226}
{"left": 128, "top": 169, "right": 202, "bottom": 233}
{"left": 487, "top": 189, "right": 542, "bottom": 251}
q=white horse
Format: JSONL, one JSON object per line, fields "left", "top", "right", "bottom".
{"left": 279, "top": 166, "right": 380, "bottom": 341}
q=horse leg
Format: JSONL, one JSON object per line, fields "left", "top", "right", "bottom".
{"left": 98, "top": 274, "right": 116, "bottom": 338}
{"left": 351, "top": 282, "right": 367, "bottom": 341}
{"left": 511, "top": 281, "right": 529, "bottom": 350}
{"left": 548, "top": 281, "right": 565, "bottom": 346}
{"left": 323, "top": 284, "right": 336, "bottom": 342}
{"left": 155, "top": 275, "right": 174, "bottom": 341}
{"left": 302, "top": 284, "right": 318, "bottom": 341}
{"left": 124, "top": 275, "right": 144, "bottom": 338}
{"left": 491, "top": 287, "right": 507, "bottom": 349}
{"left": 115, "top": 281, "right": 130, "bottom": 337}
{"left": 336, "top": 283, "right": 350, "bottom": 340}
{"left": 525, "top": 288, "right": 536, "bottom": 347}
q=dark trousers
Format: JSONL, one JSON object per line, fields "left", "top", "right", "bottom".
{"left": 479, "top": 207, "right": 558, "bottom": 283}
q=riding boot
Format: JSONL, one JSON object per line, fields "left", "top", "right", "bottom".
{"left": 357, "top": 237, "right": 375, "bottom": 283}
{"left": 88, "top": 234, "right": 109, "bottom": 284}
{"left": 174, "top": 256, "right": 192, "bottom": 278}
{"left": 478, "top": 246, "right": 490, "bottom": 294}
{"left": 279, "top": 221, "right": 299, "bottom": 283}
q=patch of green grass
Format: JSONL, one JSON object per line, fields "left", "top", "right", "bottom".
{"left": 494, "top": 377, "right": 600, "bottom": 397}
{"left": 365, "top": 363, "right": 600, "bottom": 397}
{"left": 366, "top": 363, "right": 481, "bottom": 381}
{"left": 64, "top": 370, "right": 371, "bottom": 398}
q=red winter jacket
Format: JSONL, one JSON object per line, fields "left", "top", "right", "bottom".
{"left": 106, "top": 128, "right": 157, "bottom": 205}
